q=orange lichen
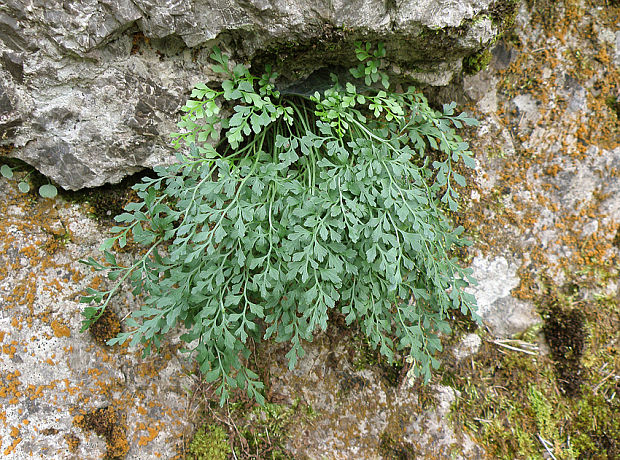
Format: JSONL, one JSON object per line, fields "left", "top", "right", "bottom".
{"left": 64, "top": 433, "right": 80, "bottom": 452}
{"left": 3, "top": 437, "right": 21, "bottom": 456}
{"left": 49, "top": 319, "right": 71, "bottom": 338}
{"left": 74, "top": 406, "right": 130, "bottom": 458}
{"left": 138, "top": 421, "right": 163, "bottom": 446}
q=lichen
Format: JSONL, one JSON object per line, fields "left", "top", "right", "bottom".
{"left": 64, "top": 433, "right": 80, "bottom": 452}
{"left": 74, "top": 406, "right": 130, "bottom": 459}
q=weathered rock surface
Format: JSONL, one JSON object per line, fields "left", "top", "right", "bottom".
{"left": 468, "top": 255, "right": 540, "bottom": 337}
{"left": 0, "top": 180, "right": 196, "bottom": 458}
{"left": 266, "top": 334, "right": 483, "bottom": 459}
{"left": 0, "top": 0, "right": 513, "bottom": 190}
{"left": 1, "top": 1, "right": 619, "bottom": 459}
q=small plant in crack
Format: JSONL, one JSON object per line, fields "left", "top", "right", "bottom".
{"left": 80, "top": 42, "right": 479, "bottom": 405}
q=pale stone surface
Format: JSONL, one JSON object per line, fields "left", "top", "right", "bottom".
{"left": 266, "top": 336, "right": 483, "bottom": 459}
{"left": 468, "top": 256, "right": 540, "bottom": 337}
{"left": 463, "top": 70, "right": 498, "bottom": 113}
{"left": 0, "top": 176, "right": 196, "bottom": 459}
{"left": 453, "top": 333, "right": 482, "bottom": 361}
{"left": 1, "top": 1, "right": 619, "bottom": 459}
{"left": 0, "top": 0, "right": 509, "bottom": 190}
{"left": 615, "top": 31, "right": 620, "bottom": 66}
{"left": 459, "top": 1, "right": 620, "bottom": 341}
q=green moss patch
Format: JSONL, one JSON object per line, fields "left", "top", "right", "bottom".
{"left": 464, "top": 49, "right": 493, "bottom": 75}
{"left": 445, "top": 281, "right": 619, "bottom": 459}
{"left": 186, "top": 424, "right": 231, "bottom": 460}
{"left": 184, "top": 389, "right": 315, "bottom": 460}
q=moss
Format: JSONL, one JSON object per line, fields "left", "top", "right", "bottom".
{"left": 74, "top": 406, "right": 129, "bottom": 459}
{"left": 378, "top": 431, "right": 417, "bottom": 459}
{"left": 448, "top": 342, "right": 553, "bottom": 458}
{"left": 345, "top": 325, "right": 408, "bottom": 388}
{"left": 460, "top": 0, "right": 521, "bottom": 77}
{"left": 527, "top": 387, "right": 560, "bottom": 444}
{"left": 0, "top": 144, "right": 15, "bottom": 156}
{"left": 446, "top": 278, "right": 619, "bottom": 459}
{"left": 189, "top": 394, "right": 314, "bottom": 459}
{"left": 541, "top": 294, "right": 586, "bottom": 396}
{"left": 571, "top": 389, "right": 620, "bottom": 459}
{"left": 463, "top": 49, "right": 493, "bottom": 75}
{"left": 605, "top": 95, "right": 620, "bottom": 120}
{"left": 337, "top": 370, "right": 367, "bottom": 397}
{"left": 237, "top": 402, "right": 297, "bottom": 459}
{"left": 442, "top": 1, "right": 620, "bottom": 458}
{"left": 489, "top": 0, "right": 521, "bottom": 31}
{"left": 613, "top": 226, "right": 620, "bottom": 249}
{"left": 249, "top": 28, "right": 349, "bottom": 83}
{"left": 89, "top": 308, "right": 121, "bottom": 347}
{"left": 186, "top": 424, "right": 231, "bottom": 460}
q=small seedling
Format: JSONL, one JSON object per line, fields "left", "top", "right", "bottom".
{"left": 1, "top": 163, "right": 58, "bottom": 198}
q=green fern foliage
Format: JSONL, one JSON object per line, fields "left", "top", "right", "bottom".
{"left": 80, "top": 43, "right": 479, "bottom": 405}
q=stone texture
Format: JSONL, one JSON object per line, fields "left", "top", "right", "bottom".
{"left": 615, "top": 31, "right": 620, "bottom": 66}
{"left": 266, "top": 334, "right": 483, "bottom": 459}
{"left": 453, "top": 333, "right": 482, "bottom": 361}
{"left": 0, "top": 177, "right": 196, "bottom": 459}
{"left": 459, "top": 0, "right": 620, "bottom": 339}
{"left": 2, "top": 1, "right": 619, "bottom": 459}
{"left": 468, "top": 256, "right": 540, "bottom": 337}
{"left": 0, "top": 0, "right": 510, "bottom": 190}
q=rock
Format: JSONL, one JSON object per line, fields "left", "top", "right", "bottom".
{"left": 453, "top": 333, "right": 482, "bottom": 361}
{"left": 562, "top": 73, "right": 588, "bottom": 113}
{"left": 266, "top": 333, "right": 484, "bottom": 459}
{"left": 463, "top": 70, "right": 498, "bottom": 113}
{"left": 0, "top": 0, "right": 513, "bottom": 190}
{"left": 468, "top": 256, "right": 541, "bottom": 337}
{"left": 491, "top": 41, "right": 518, "bottom": 69}
{"left": 615, "top": 31, "right": 620, "bottom": 67}
{"left": 0, "top": 177, "right": 196, "bottom": 459}
{"left": 512, "top": 93, "right": 541, "bottom": 125}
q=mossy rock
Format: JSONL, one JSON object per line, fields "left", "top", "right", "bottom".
{"left": 187, "top": 424, "right": 231, "bottom": 460}
{"left": 463, "top": 48, "right": 493, "bottom": 75}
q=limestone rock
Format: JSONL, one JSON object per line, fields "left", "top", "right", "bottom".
{"left": 267, "top": 334, "right": 484, "bottom": 459}
{"left": 0, "top": 175, "right": 196, "bottom": 459}
{"left": 468, "top": 255, "right": 541, "bottom": 337}
{"left": 453, "top": 333, "right": 482, "bottom": 360}
{"left": 0, "top": 0, "right": 512, "bottom": 189}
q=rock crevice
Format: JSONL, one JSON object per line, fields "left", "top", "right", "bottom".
{"left": 0, "top": 0, "right": 509, "bottom": 189}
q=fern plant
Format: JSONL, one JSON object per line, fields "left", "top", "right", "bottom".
{"left": 80, "top": 42, "right": 479, "bottom": 405}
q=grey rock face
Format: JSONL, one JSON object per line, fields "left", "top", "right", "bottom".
{"left": 0, "top": 0, "right": 509, "bottom": 189}
{"left": 468, "top": 255, "right": 540, "bottom": 337}
{"left": 0, "top": 175, "right": 195, "bottom": 459}
{"left": 267, "top": 335, "right": 484, "bottom": 459}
